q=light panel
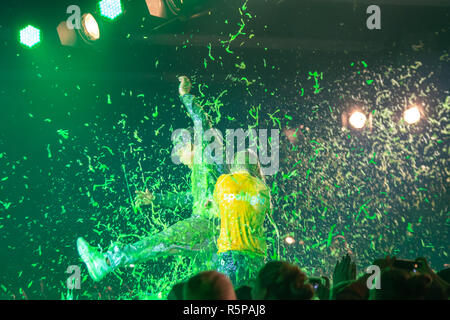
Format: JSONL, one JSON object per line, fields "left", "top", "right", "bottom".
{"left": 99, "top": 0, "right": 123, "bottom": 20}
{"left": 19, "top": 25, "right": 41, "bottom": 48}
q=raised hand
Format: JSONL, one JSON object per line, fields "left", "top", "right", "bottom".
{"left": 333, "top": 253, "right": 356, "bottom": 286}
{"left": 134, "top": 188, "right": 155, "bottom": 207}
{"left": 316, "top": 276, "right": 331, "bottom": 300}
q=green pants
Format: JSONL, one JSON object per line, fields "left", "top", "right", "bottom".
{"left": 106, "top": 216, "right": 219, "bottom": 270}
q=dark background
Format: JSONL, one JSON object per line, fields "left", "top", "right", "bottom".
{"left": 0, "top": 0, "right": 449, "bottom": 299}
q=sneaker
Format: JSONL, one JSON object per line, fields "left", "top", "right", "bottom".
{"left": 77, "top": 237, "right": 111, "bottom": 282}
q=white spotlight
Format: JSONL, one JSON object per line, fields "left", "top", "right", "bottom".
{"left": 57, "top": 13, "right": 101, "bottom": 47}
{"left": 285, "top": 236, "right": 295, "bottom": 245}
{"left": 349, "top": 111, "right": 367, "bottom": 129}
{"left": 81, "top": 13, "right": 100, "bottom": 41}
{"left": 404, "top": 106, "right": 421, "bottom": 124}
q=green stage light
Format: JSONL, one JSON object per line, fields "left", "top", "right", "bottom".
{"left": 99, "top": 0, "right": 123, "bottom": 20}
{"left": 19, "top": 25, "right": 41, "bottom": 48}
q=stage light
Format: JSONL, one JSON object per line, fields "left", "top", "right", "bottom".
{"left": 342, "top": 108, "right": 373, "bottom": 132}
{"left": 19, "top": 25, "right": 41, "bottom": 48}
{"left": 349, "top": 111, "right": 367, "bottom": 129}
{"left": 57, "top": 13, "right": 101, "bottom": 47}
{"left": 146, "top": 0, "right": 213, "bottom": 21}
{"left": 146, "top": 0, "right": 182, "bottom": 18}
{"left": 404, "top": 106, "right": 421, "bottom": 124}
{"left": 285, "top": 236, "right": 295, "bottom": 245}
{"left": 57, "top": 21, "right": 77, "bottom": 46}
{"left": 99, "top": 0, "right": 123, "bottom": 20}
{"left": 81, "top": 13, "right": 100, "bottom": 41}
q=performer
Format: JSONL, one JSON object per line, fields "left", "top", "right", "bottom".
{"left": 76, "top": 76, "right": 225, "bottom": 282}
{"left": 213, "top": 149, "right": 272, "bottom": 288}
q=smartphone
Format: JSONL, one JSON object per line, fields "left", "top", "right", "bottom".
{"left": 308, "top": 277, "right": 322, "bottom": 291}
{"left": 393, "top": 259, "right": 422, "bottom": 273}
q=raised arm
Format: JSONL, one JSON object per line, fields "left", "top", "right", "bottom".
{"left": 178, "top": 75, "right": 227, "bottom": 177}
{"left": 178, "top": 76, "right": 210, "bottom": 127}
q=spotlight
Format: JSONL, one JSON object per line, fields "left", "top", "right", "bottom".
{"left": 19, "top": 25, "right": 41, "bottom": 48}
{"left": 349, "top": 111, "right": 367, "bottom": 129}
{"left": 341, "top": 108, "right": 373, "bottom": 132}
{"left": 57, "top": 13, "right": 101, "bottom": 47}
{"left": 146, "top": 0, "right": 182, "bottom": 18}
{"left": 57, "top": 21, "right": 77, "bottom": 46}
{"left": 284, "top": 236, "right": 295, "bottom": 245}
{"left": 81, "top": 13, "right": 100, "bottom": 41}
{"left": 404, "top": 106, "right": 421, "bottom": 124}
{"left": 146, "top": 0, "right": 214, "bottom": 20}
{"left": 99, "top": 0, "right": 123, "bottom": 20}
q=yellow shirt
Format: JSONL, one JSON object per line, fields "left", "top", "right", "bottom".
{"left": 214, "top": 171, "right": 270, "bottom": 255}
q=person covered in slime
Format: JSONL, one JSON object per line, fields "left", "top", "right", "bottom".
{"left": 76, "top": 76, "right": 225, "bottom": 282}
{"left": 213, "top": 149, "right": 272, "bottom": 288}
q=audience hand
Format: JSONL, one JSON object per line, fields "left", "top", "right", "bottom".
{"left": 316, "top": 276, "right": 330, "bottom": 300}
{"left": 333, "top": 254, "right": 356, "bottom": 286}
